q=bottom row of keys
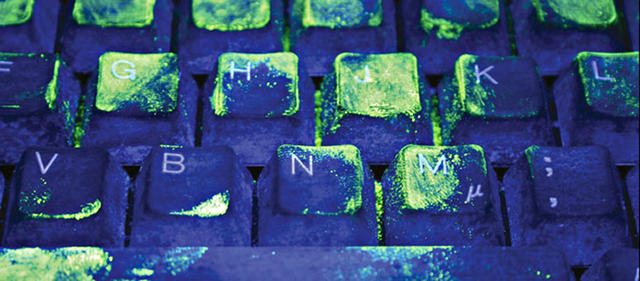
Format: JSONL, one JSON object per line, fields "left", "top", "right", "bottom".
{"left": 1, "top": 145, "right": 634, "bottom": 266}
{"left": 0, "top": 247, "right": 637, "bottom": 280}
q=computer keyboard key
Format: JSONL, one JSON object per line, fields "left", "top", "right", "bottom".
{"left": 401, "top": 0, "right": 511, "bottom": 75}
{"left": 623, "top": 0, "right": 639, "bottom": 50}
{"left": 382, "top": 145, "right": 504, "bottom": 246}
{"left": 2, "top": 147, "right": 129, "bottom": 247}
{"left": 78, "top": 52, "right": 197, "bottom": 165}
{"left": 289, "top": 0, "right": 397, "bottom": 75}
{"left": 503, "top": 145, "right": 632, "bottom": 266}
{"left": 258, "top": 145, "right": 377, "bottom": 246}
{"left": 0, "top": 0, "right": 59, "bottom": 53}
{"left": 0, "top": 53, "right": 80, "bottom": 165}
{"left": 320, "top": 52, "right": 432, "bottom": 164}
{"left": 178, "top": 0, "right": 285, "bottom": 74}
{"left": 555, "top": 52, "right": 639, "bottom": 164}
{"left": 202, "top": 52, "right": 314, "bottom": 165}
{"left": 626, "top": 166, "right": 638, "bottom": 233}
{"left": 511, "top": 0, "right": 627, "bottom": 75}
{"left": 438, "top": 54, "right": 554, "bottom": 165}
{"left": 130, "top": 147, "right": 252, "bottom": 246}
{"left": 581, "top": 248, "right": 639, "bottom": 281}
{"left": 0, "top": 246, "right": 574, "bottom": 280}
{"left": 60, "top": 0, "right": 173, "bottom": 73}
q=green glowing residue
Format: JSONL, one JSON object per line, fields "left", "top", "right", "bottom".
{"left": 575, "top": 51, "right": 639, "bottom": 117}
{"left": 420, "top": 0, "right": 499, "bottom": 39}
{"left": 192, "top": 0, "right": 270, "bottom": 31}
{"left": 353, "top": 246, "right": 458, "bottom": 279}
{"left": 154, "top": 248, "right": 208, "bottom": 276}
{"left": 328, "top": 52, "right": 421, "bottom": 133}
{"left": 391, "top": 145, "right": 486, "bottom": 212}
{"left": 44, "top": 58, "right": 60, "bottom": 110}
{"left": 374, "top": 181, "right": 384, "bottom": 242}
{"left": 169, "top": 190, "right": 230, "bottom": 217}
{"left": 314, "top": 89, "right": 323, "bottom": 146}
{"left": 212, "top": 52, "right": 299, "bottom": 117}
{"left": 73, "top": 0, "right": 156, "bottom": 27}
{"left": 96, "top": 52, "right": 178, "bottom": 114}
{"left": 431, "top": 94, "right": 443, "bottom": 146}
{"left": 277, "top": 144, "right": 364, "bottom": 215}
{"left": 0, "top": 247, "right": 113, "bottom": 280}
{"left": 0, "top": 0, "right": 33, "bottom": 26}
{"left": 532, "top": 0, "right": 617, "bottom": 28}
{"left": 302, "top": 0, "right": 382, "bottom": 29}
{"left": 131, "top": 268, "right": 154, "bottom": 277}
{"left": 26, "top": 199, "right": 102, "bottom": 221}
{"left": 160, "top": 144, "right": 184, "bottom": 149}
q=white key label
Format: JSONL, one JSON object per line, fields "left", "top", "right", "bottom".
{"left": 111, "top": 60, "right": 136, "bottom": 81}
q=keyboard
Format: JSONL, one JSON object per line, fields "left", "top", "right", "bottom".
{"left": 0, "top": 0, "right": 638, "bottom": 280}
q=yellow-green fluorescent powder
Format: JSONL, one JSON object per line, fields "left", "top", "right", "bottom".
{"left": 130, "top": 268, "right": 154, "bottom": 276}
{"left": 159, "top": 247, "right": 208, "bottom": 276}
{"left": 335, "top": 52, "right": 421, "bottom": 118}
{"left": 421, "top": 0, "right": 499, "bottom": 40}
{"left": 277, "top": 144, "right": 364, "bottom": 215}
{"left": 97, "top": 52, "right": 178, "bottom": 114}
{"left": 192, "top": 0, "right": 270, "bottom": 31}
{"left": 25, "top": 199, "right": 102, "bottom": 220}
{"left": 302, "top": 0, "right": 382, "bottom": 28}
{"left": 73, "top": 0, "right": 156, "bottom": 27}
{"left": 532, "top": 0, "right": 617, "bottom": 28}
{"left": 0, "top": 0, "right": 33, "bottom": 26}
{"left": 169, "top": 190, "right": 230, "bottom": 217}
{"left": 44, "top": 58, "right": 60, "bottom": 110}
{"left": 212, "top": 52, "right": 299, "bottom": 117}
{"left": 393, "top": 144, "right": 486, "bottom": 211}
{"left": 576, "top": 51, "right": 639, "bottom": 117}
{"left": 353, "top": 246, "right": 456, "bottom": 279}
{"left": 0, "top": 247, "right": 113, "bottom": 280}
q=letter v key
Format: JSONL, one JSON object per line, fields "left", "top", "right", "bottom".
{"left": 35, "top": 151, "right": 59, "bottom": 175}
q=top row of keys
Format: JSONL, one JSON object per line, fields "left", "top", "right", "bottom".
{"left": 0, "top": 0, "right": 636, "bottom": 75}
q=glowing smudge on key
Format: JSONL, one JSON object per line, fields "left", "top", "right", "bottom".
{"left": 0, "top": 247, "right": 113, "bottom": 280}
{"left": 26, "top": 199, "right": 102, "bottom": 221}
{"left": 350, "top": 246, "right": 459, "bottom": 280}
{"left": 0, "top": 0, "right": 34, "bottom": 26}
{"left": 169, "top": 190, "right": 230, "bottom": 217}
{"left": 138, "top": 247, "right": 209, "bottom": 277}
{"left": 301, "top": 0, "right": 382, "bottom": 29}
{"left": 192, "top": 0, "right": 270, "bottom": 31}
{"left": 45, "top": 58, "right": 60, "bottom": 110}
{"left": 73, "top": 0, "right": 156, "bottom": 27}
{"left": 420, "top": 0, "right": 499, "bottom": 40}
{"left": 532, "top": 0, "right": 617, "bottom": 28}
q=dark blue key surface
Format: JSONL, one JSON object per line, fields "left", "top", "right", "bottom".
{"left": 2, "top": 147, "right": 129, "bottom": 247}
{"left": 78, "top": 52, "right": 198, "bottom": 165}
{"left": 503, "top": 145, "right": 632, "bottom": 266}
{"left": 202, "top": 52, "right": 315, "bottom": 165}
{"left": 130, "top": 147, "right": 252, "bottom": 246}
{"left": 555, "top": 52, "right": 639, "bottom": 164}
{"left": 289, "top": 0, "right": 397, "bottom": 76}
{"left": 401, "top": 0, "right": 510, "bottom": 75}
{"left": 382, "top": 145, "right": 504, "bottom": 246}
{"left": 258, "top": 145, "right": 377, "bottom": 246}
{"left": 511, "top": 0, "right": 628, "bottom": 75}
{"left": 59, "top": 0, "right": 173, "bottom": 73}
{"left": 623, "top": 0, "right": 639, "bottom": 50}
{"left": 438, "top": 54, "right": 554, "bottom": 165}
{"left": 0, "top": 246, "right": 574, "bottom": 280}
{"left": 581, "top": 248, "right": 639, "bottom": 281}
{"left": 626, "top": 166, "right": 639, "bottom": 234}
{"left": 178, "top": 0, "right": 285, "bottom": 74}
{"left": 0, "top": 0, "right": 60, "bottom": 53}
{"left": 0, "top": 53, "right": 80, "bottom": 165}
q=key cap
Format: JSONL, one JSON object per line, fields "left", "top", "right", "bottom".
{"left": 130, "top": 147, "right": 252, "bottom": 246}
{"left": 2, "top": 147, "right": 129, "bottom": 247}
{"left": 78, "top": 52, "right": 197, "bottom": 165}
{"left": 289, "top": 0, "right": 397, "bottom": 75}
{"left": 320, "top": 52, "right": 432, "bottom": 164}
{"left": 555, "top": 52, "right": 639, "bottom": 164}
{"left": 623, "top": 0, "right": 639, "bottom": 50}
{"left": 511, "top": 0, "right": 627, "bottom": 75}
{"left": 438, "top": 54, "right": 554, "bottom": 165}
{"left": 258, "top": 145, "right": 377, "bottom": 246}
{"left": 0, "top": 0, "right": 59, "bottom": 53}
{"left": 201, "top": 52, "right": 314, "bottom": 165}
{"left": 401, "top": 0, "right": 511, "bottom": 75}
{"left": 382, "top": 145, "right": 504, "bottom": 246}
{"left": 581, "top": 248, "right": 639, "bottom": 281}
{"left": 626, "top": 166, "right": 638, "bottom": 234}
{"left": 178, "top": 0, "right": 285, "bottom": 74}
{"left": 0, "top": 53, "right": 80, "bottom": 165}
{"left": 503, "top": 145, "right": 632, "bottom": 266}
{"left": 60, "top": 0, "right": 173, "bottom": 73}
{"left": 0, "top": 246, "right": 573, "bottom": 280}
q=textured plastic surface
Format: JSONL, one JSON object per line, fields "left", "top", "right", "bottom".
{"left": 580, "top": 248, "right": 639, "bottom": 281}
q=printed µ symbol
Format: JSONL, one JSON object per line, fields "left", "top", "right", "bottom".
{"left": 0, "top": 60, "right": 13, "bottom": 72}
